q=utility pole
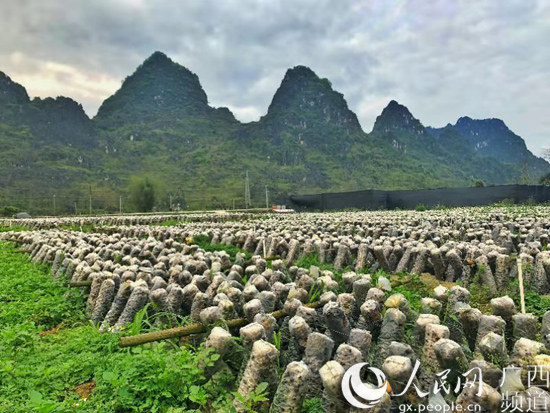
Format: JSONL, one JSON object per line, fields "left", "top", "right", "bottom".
{"left": 169, "top": 194, "right": 173, "bottom": 211}
{"left": 89, "top": 185, "right": 92, "bottom": 216}
{"left": 119, "top": 195, "right": 122, "bottom": 214}
{"left": 265, "top": 185, "right": 269, "bottom": 209}
{"left": 244, "top": 170, "right": 251, "bottom": 209}
{"left": 53, "top": 194, "right": 56, "bottom": 216}
{"left": 233, "top": 199, "right": 235, "bottom": 210}
{"left": 74, "top": 201, "right": 78, "bottom": 215}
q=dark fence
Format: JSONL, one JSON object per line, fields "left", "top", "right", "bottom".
{"left": 289, "top": 185, "right": 550, "bottom": 211}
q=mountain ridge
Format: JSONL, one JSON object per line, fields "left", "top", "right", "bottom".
{"left": 0, "top": 51, "right": 548, "bottom": 213}
{"left": 94, "top": 51, "right": 237, "bottom": 127}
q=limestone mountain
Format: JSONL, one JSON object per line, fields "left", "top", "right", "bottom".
{"left": 430, "top": 117, "right": 547, "bottom": 163}
{"left": 24, "top": 97, "right": 96, "bottom": 146}
{"left": 0, "top": 71, "right": 95, "bottom": 146}
{"left": 95, "top": 51, "right": 236, "bottom": 127}
{"left": 262, "top": 66, "right": 362, "bottom": 134}
{"left": 451, "top": 117, "right": 531, "bottom": 161}
{"left": 0, "top": 71, "right": 29, "bottom": 109}
{"left": 247, "top": 66, "right": 364, "bottom": 161}
{"left": 372, "top": 100, "right": 549, "bottom": 185}
{"left": 368, "top": 100, "right": 473, "bottom": 187}
{"left": 427, "top": 117, "right": 549, "bottom": 181}
{"left": 372, "top": 100, "right": 425, "bottom": 137}
{"left": 370, "top": 100, "right": 440, "bottom": 155}
{"left": 0, "top": 51, "right": 548, "bottom": 214}
{"left": 237, "top": 65, "right": 372, "bottom": 192}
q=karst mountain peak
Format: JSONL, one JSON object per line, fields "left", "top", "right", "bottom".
{"left": 0, "top": 51, "right": 547, "bottom": 211}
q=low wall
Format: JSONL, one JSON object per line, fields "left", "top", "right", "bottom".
{"left": 289, "top": 185, "right": 550, "bottom": 211}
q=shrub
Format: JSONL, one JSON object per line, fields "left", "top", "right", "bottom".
{"left": 128, "top": 175, "right": 158, "bottom": 212}
{"left": 1, "top": 206, "right": 19, "bottom": 217}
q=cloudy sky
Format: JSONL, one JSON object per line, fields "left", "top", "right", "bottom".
{"left": 1, "top": 0, "right": 549, "bottom": 154}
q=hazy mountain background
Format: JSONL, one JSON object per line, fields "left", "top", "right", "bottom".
{"left": 1, "top": 52, "right": 548, "bottom": 214}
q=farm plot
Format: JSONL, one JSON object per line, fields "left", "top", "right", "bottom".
{"left": 1, "top": 206, "right": 550, "bottom": 412}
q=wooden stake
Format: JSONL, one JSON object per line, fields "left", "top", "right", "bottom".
{"left": 517, "top": 257, "right": 526, "bottom": 314}
{"left": 69, "top": 280, "right": 93, "bottom": 287}
{"left": 119, "top": 301, "right": 321, "bottom": 348}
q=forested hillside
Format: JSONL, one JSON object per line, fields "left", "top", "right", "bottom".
{"left": 0, "top": 52, "right": 548, "bottom": 214}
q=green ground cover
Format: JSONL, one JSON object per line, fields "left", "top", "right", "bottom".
{"left": 2, "top": 235, "right": 547, "bottom": 412}
{"left": 0, "top": 242, "right": 236, "bottom": 412}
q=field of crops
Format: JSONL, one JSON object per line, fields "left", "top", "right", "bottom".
{"left": 1, "top": 205, "right": 550, "bottom": 412}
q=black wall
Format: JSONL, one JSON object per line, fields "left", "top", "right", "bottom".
{"left": 289, "top": 185, "right": 550, "bottom": 211}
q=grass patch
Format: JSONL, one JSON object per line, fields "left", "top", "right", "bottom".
{"left": 0, "top": 241, "right": 237, "bottom": 412}
{"left": 391, "top": 284, "right": 424, "bottom": 314}
{"left": 192, "top": 234, "right": 252, "bottom": 260}
{"left": 0, "top": 242, "right": 86, "bottom": 329}
{"left": 502, "top": 279, "right": 550, "bottom": 319}
{"left": 0, "top": 224, "right": 29, "bottom": 233}
{"left": 469, "top": 275, "right": 494, "bottom": 314}
{"left": 301, "top": 397, "right": 324, "bottom": 412}
{"left": 293, "top": 253, "right": 352, "bottom": 290}
{"left": 293, "top": 253, "right": 339, "bottom": 273}
{"left": 59, "top": 224, "right": 97, "bottom": 233}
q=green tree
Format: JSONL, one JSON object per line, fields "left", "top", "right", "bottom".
{"left": 172, "top": 187, "right": 187, "bottom": 211}
{"left": 1, "top": 206, "right": 19, "bottom": 217}
{"left": 129, "top": 175, "right": 157, "bottom": 212}
{"left": 473, "top": 180, "right": 485, "bottom": 187}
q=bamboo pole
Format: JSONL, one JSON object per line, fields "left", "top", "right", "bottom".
{"left": 517, "top": 257, "right": 526, "bottom": 314}
{"left": 69, "top": 280, "right": 93, "bottom": 287}
{"left": 119, "top": 301, "right": 322, "bottom": 348}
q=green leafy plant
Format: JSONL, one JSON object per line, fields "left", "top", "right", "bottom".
{"left": 192, "top": 234, "right": 252, "bottom": 260}
{"left": 232, "top": 382, "right": 269, "bottom": 413}
{"left": 0, "top": 241, "right": 237, "bottom": 412}
{"left": 503, "top": 279, "right": 550, "bottom": 319}
{"left": 301, "top": 397, "right": 324, "bottom": 412}
{"left": 469, "top": 273, "right": 493, "bottom": 314}
{"left": 273, "top": 330, "right": 282, "bottom": 352}
{"left": 307, "top": 281, "right": 324, "bottom": 303}
{"left": 27, "top": 390, "right": 57, "bottom": 413}
{"left": 415, "top": 203, "right": 427, "bottom": 211}
{"left": 0, "top": 224, "right": 29, "bottom": 233}
{"left": 127, "top": 304, "right": 151, "bottom": 336}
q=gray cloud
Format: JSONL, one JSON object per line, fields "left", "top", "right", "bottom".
{"left": 0, "top": 0, "right": 548, "bottom": 154}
